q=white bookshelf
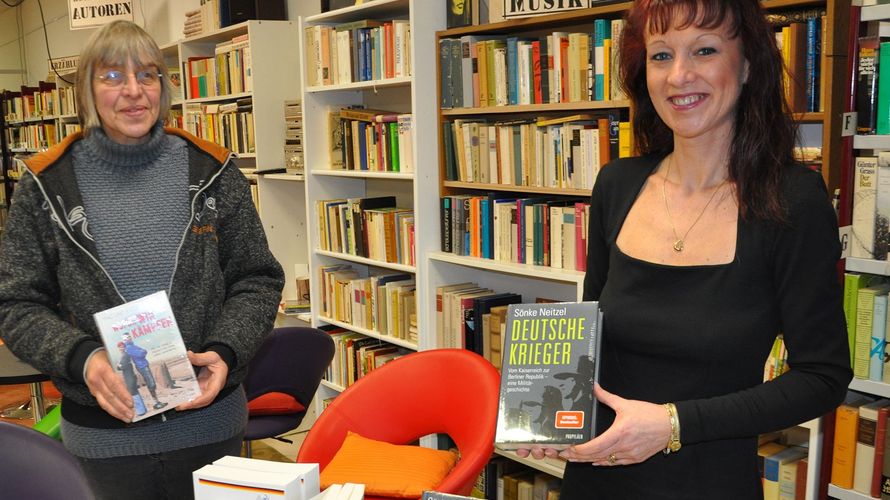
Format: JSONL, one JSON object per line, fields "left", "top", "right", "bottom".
{"left": 827, "top": 484, "right": 873, "bottom": 500}
{"left": 300, "top": 0, "right": 445, "bottom": 416}
{"left": 163, "top": 21, "right": 308, "bottom": 305}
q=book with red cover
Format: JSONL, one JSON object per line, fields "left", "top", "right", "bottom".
{"left": 873, "top": 407, "right": 890, "bottom": 496}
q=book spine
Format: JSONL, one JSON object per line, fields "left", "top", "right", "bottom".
{"left": 832, "top": 405, "right": 861, "bottom": 489}
{"left": 874, "top": 408, "right": 890, "bottom": 497}
{"left": 852, "top": 157, "right": 878, "bottom": 259}
{"left": 856, "top": 288, "right": 880, "bottom": 379}
{"left": 855, "top": 406, "right": 884, "bottom": 493}
{"left": 857, "top": 37, "right": 880, "bottom": 134}
{"left": 878, "top": 42, "right": 890, "bottom": 134}
{"left": 873, "top": 295, "right": 889, "bottom": 382}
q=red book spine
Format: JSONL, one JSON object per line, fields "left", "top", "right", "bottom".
{"left": 532, "top": 40, "right": 542, "bottom": 104}
{"left": 560, "top": 38, "right": 569, "bottom": 103}
{"left": 872, "top": 407, "right": 890, "bottom": 497}
{"left": 575, "top": 202, "right": 586, "bottom": 272}
{"left": 795, "top": 457, "right": 808, "bottom": 500}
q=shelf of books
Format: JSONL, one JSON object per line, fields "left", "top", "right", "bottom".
{"left": 831, "top": 3, "right": 890, "bottom": 500}
{"left": 0, "top": 77, "right": 80, "bottom": 221}
{"left": 300, "top": 0, "right": 444, "bottom": 420}
{"left": 172, "top": 20, "right": 299, "bottom": 171}
{"left": 163, "top": 20, "right": 309, "bottom": 307}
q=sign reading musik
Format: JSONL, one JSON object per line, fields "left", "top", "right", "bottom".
{"left": 503, "top": 0, "right": 611, "bottom": 19}
{"left": 69, "top": 0, "right": 134, "bottom": 30}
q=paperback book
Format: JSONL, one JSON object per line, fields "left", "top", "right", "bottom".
{"left": 495, "top": 301, "right": 603, "bottom": 450}
{"left": 93, "top": 291, "right": 201, "bottom": 422}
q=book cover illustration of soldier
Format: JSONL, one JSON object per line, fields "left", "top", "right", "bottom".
{"left": 495, "top": 301, "right": 602, "bottom": 450}
{"left": 93, "top": 291, "right": 202, "bottom": 422}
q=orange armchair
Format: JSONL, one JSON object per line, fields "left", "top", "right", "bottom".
{"left": 296, "top": 349, "right": 500, "bottom": 499}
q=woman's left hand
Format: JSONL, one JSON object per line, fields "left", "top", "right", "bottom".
{"left": 558, "top": 384, "right": 672, "bottom": 466}
{"left": 176, "top": 350, "right": 228, "bottom": 411}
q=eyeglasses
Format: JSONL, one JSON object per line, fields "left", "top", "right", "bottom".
{"left": 95, "top": 69, "right": 162, "bottom": 88}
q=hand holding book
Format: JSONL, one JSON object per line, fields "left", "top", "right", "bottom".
{"left": 552, "top": 384, "right": 674, "bottom": 466}
{"left": 175, "top": 350, "right": 228, "bottom": 411}
{"left": 84, "top": 349, "right": 138, "bottom": 423}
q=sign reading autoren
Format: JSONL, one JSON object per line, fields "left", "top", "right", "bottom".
{"left": 69, "top": 0, "right": 134, "bottom": 30}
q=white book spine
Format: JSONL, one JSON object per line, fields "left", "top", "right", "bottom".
{"left": 852, "top": 157, "right": 879, "bottom": 258}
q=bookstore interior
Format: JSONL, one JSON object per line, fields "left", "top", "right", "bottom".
{"left": 5, "top": 0, "right": 890, "bottom": 499}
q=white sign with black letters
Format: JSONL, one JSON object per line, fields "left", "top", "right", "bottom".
{"left": 69, "top": 0, "right": 134, "bottom": 30}
{"left": 503, "top": 0, "right": 601, "bottom": 19}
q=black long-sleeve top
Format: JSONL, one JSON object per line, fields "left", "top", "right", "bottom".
{"left": 560, "top": 155, "right": 851, "bottom": 499}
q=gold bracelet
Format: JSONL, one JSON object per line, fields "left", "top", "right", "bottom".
{"left": 663, "top": 403, "right": 681, "bottom": 454}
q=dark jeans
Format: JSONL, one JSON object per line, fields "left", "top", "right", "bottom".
{"left": 76, "top": 432, "right": 244, "bottom": 500}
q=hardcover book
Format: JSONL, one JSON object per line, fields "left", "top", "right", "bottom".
{"left": 93, "top": 291, "right": 201, "bottom": 422}
{"left": 495, "top": 301, "right": 602, "bottom": 450}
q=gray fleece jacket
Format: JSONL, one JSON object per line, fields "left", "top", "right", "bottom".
{"left": 0, "top": 128, "right": 284, "bottom": 427}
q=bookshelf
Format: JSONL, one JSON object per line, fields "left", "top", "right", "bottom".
{"left": 162, "top": 20, "right": 308, "bottom": 304}
{"left": 838, "top": 3, "right": 890, "bottom": 499}
{"left": 0, "top": 74, "right": 80, "bottom": 235}
{"left": 433, "top": 0, "right": 852, "bottom": 496}
{"left": 299, "top": 0, "right": 444, "bottom": 415}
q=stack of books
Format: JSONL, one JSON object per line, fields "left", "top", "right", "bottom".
{"left": 284, "top": 100, "right": 303, "bottom": 174}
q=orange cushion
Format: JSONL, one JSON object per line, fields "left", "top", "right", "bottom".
{"left": 320, "top": 431, "right": 459, "bottom": 498}
{"left": 246, "top": 392, "right": 305, "bottom": 416}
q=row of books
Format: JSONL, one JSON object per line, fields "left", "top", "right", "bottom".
{"left": 318, "top": 267, "right": 416, "bottom": 344}
{"left": 856, "top": 21, "right": 890, "bottom": 135}
{"left": 763, "top": 335, "right": 789, "bottom": 383}
{"left": 322, "top": 326, "right": 411, "bottom": 389}
{"left": 470, "top": 457, "right": 561, "bottom": 500}
{"left": 850, "top": 154, "right": 890, "bottom": 261}
{"left": 772, "top": 15, "right": 825, "bottom": 114}
{"left": 757, "top": 436, "right": 809, "bottom": 500}
{"left": 185, "top": 33, "right": 252, "bottom": 99}
{"left": 329, "top": 108, "right": 414, "bottom": 173}
{"left": 443, "top": 114, "right": 630, "bottom": 189}
{"left": 316, "top": 196, "right": 415, "bottom": 266}
{"left": 6, "top": 122, "right": 57, "bottom": 151}
{"left": 843, "top": 272, "right": 890, "bottom": 384}
{"left": 304, "top": 19, "right": 412, "bottom": 87}
{"left": 4, "top": 83, "right": 77, "bottom": 122}
{"left": 434, "top": 282, "right": 522, "bottom": 365}
{"left": 440, "top": 19, "right": 625, "bottom": 109}
{"left": 183, "top": 99, "right": 255, "bottom": 156}
{"left": 830, "top": 397, "right": 890, "bottom": 497}
{"left": 441, "top": 195, "right": 590, "bottom": 272}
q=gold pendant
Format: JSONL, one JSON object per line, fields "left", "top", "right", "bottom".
{"left": 673, "top": 240, "right": 684, "bottom": 252}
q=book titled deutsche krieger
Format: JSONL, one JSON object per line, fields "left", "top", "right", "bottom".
{"left": 93, "top": 291, "right": 201, "bottom": 422}
{"left": 495, "top": 301, "right": 602, "bottom": 450}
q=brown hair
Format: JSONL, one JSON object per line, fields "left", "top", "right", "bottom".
{"left": 619, "top": 0, "right": 796, "bottom": 222}
{"left": 76, "top": 20, "right": 171, "bottom": 134}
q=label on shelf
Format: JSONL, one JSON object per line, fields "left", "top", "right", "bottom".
{"left": 840, "top": 225, "right": 851, "bottom": 260}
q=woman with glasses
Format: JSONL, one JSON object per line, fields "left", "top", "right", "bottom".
{"left": 0, "top": 20, "right": 284, "bottom": 499}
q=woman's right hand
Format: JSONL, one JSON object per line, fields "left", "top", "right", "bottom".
{"left": 84, "top": 351, "right": 134, "bottom": 422}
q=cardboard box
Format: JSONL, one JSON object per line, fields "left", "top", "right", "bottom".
{"left": 194, "top": 456, "right": 320, "bottom": 500}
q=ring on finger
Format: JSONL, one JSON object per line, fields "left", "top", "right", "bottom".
{"left": 607, "top": 453, "right": 617, "bottom": 465}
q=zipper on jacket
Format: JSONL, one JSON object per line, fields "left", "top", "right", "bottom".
{"left": 28, "top": 170, "right": 128, "bottom": 303}
{"left": 168, "top": 155, "right": 234, "bottom": 297}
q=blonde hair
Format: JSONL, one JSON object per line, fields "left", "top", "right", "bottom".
{"left": 76, "top": 20, "right": 171, "bottom": 134}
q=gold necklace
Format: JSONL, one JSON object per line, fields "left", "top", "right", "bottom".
{"left": 661, "top": 157, "right": 728, "bottom": 252}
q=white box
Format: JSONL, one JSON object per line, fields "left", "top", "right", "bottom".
{"left": 193, "top": 456, "right": 320, "bottom": 500}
